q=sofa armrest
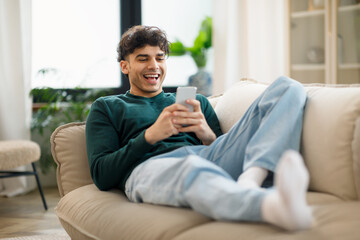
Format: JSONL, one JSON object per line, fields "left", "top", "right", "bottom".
{"left": 51, "top": 122, "right": 93, "bottom": 197}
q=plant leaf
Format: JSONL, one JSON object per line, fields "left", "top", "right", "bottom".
{"left": 169, "top": 40, "right": 186, "bottom": 56}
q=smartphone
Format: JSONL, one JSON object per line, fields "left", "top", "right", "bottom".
{"left": 176, "top": 86, "right": 197, "bottom": 112}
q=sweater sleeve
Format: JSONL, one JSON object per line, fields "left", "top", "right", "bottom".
{"left": 85, "top": 99, "right": 153, "bottom": 191}
{"left": 198, "top": 95, "right": 223, "bottom": 138}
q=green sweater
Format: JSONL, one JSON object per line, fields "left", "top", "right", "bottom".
{"left": 86, "top": 91, "right": 223, "bottom": 191}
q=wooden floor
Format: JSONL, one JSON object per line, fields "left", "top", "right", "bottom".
{"left": 0, "top": 187, "right": 65, "bottom": 238}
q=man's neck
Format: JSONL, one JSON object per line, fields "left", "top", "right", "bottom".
{"left": 129, "top": 89, "right": 163, "bottom": 98}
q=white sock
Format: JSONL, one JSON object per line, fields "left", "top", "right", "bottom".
{"left": 262, "top": 150, "right": 313, "bottom": 231}
{"left": 237, "top": 166, "right": 268, "bottom": 189}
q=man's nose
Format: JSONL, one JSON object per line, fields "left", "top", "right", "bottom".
{"left": 148, "top": 58, "right": 159, "bottom": 69}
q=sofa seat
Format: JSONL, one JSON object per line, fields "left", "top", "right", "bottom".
{"left": 55, "top": 183, "right": 360, "bottom": 240}
{"left": 55, "top": 184, "right": 210, "bottom": 240}
{"left": 172, "top": 200, "right": 360, "bottom": 240}
{"left": 51, "top": 79, "right": 360, "bottom": 240}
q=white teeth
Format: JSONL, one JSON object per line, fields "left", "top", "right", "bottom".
{"left": 144, "top": 74, "right": 158, "bottom": 78}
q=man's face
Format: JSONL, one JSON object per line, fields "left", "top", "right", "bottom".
{"left": 120, "top": 45, "right": 167, "bottom": 98}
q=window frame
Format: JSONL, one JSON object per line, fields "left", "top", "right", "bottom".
{"left": 32, "top": 0, "right": 176, "bottom": 104}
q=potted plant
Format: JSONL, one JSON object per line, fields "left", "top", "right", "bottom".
{"left": 170, "top": 16, "right": 213, "bottom": 96}
{"left": 30, "top": 72, "right": 109, "bottom": 173}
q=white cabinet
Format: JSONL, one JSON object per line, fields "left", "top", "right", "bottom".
{"left": 286, "top": 0, "right": 360, "bottom": 84}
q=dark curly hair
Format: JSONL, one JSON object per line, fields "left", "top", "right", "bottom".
{"left": 117, "top": 25, "right": 170, "bottom": 62}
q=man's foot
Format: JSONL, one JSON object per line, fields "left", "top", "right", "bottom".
{"left": 262, "top": 150, "right": 313, "bottom": 231}
{"left": 237, "top": 166, "right": 268, "bottom": 189}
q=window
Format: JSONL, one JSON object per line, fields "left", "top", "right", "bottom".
{"left": 31, "top": 0, "right": 213, "bottom": 92}
{"left": 141, "top": 0, "right": 213, "bottom": 87}
{"left": 31, "top": 0, "right": 120, "bottom": 89}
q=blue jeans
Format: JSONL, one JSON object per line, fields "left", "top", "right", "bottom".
{"left": 125, "top": 76, "right": 307, "bottom": 222}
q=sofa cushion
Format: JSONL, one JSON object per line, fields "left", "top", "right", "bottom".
{"left": 214, "top": 79, "right": 360, "bottom": 200}
{"left": 51, "top": 122, "right": 92, "bottom": 197}
{"left": 56, "top": 184, "right": 345, "bottom": 240}
{"left": 302, "top": 85, "right": 360, "bottom": 200}
{"left": 56, "top": 184, "right": 211, "bottom": 240}
{"left": 208, "top": 94, "right": 223, "bottom": 109}
{"left": 214, "top": 79, "right": 267, "bottom": 133}
{"left": 171, "top": 201, "right": 360, "bottom": 240}
{"left": 353, "top": 117, "right": 360, "bottom": 197}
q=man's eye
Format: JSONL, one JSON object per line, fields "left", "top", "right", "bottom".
{"left": 139, "top": 58, "right": 147, "bottom": 62}
{"left": 157, "top": 58, "right": 165, "bottom": 61}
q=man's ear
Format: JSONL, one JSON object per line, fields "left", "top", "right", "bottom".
{"left": 120, "top": 60, "right": 129, "bottom": 75}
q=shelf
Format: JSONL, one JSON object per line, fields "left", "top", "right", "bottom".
{"left": 339, "top": 63, "right": 360, "bottom": 70}
{"left": 292, "top": 63, "right": 360, "bottom": 71}
{"left": 291, "top": 3, "right": 360, "bottom": 18}
{"left": 289, "top": 0, "right": 360, "bottom": 84}
{"left": 291, "top": 9, "right": 325, "bottom": 19}
{"left": 292, "top": 64, "right": 325, "bottom": 71}
{"left": 338, "top": 3, "right": 360, "bottom": 13}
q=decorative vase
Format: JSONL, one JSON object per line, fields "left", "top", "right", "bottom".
{"left": 188, "top": 68, "right": 212, "bottom": 96}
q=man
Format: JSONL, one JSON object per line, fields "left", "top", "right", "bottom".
{"left": 86, "top": 25, "right": 313, "bottom": 231}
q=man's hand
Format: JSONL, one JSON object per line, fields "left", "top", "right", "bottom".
{"left": 172, "top": 99, "right": 216, "bottom": 146}
{"left": 145, "top": 100, "right": 217, "bottom": 146}
{"left": 144, "top": 104, "right": 187, "bottom": 145}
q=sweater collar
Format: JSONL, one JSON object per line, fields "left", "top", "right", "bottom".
{"left": 125, "top": 91, "right": 165, "bottom": 101}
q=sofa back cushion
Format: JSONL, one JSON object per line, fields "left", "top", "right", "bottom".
{"left": 303, "top": 85, "right": 360, "bottom": 200}
{"left": 214, "top": 79, "right": 360, "bottom": 200}
{"left": 51, "top": 122, "right": 93, "bottom": 197}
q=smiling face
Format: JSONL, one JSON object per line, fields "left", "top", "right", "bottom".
{"left": 120, "top": 45, "right": 167, "bottom": 98}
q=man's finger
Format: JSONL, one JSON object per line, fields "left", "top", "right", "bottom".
{"left": 165, "top": 103, "right": 189, "bottom": 112}
{"left": 186, "top": 99, "right": 201, "bottom": 112}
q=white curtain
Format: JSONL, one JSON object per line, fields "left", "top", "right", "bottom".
{"left": 0, "top": 0, "right": 34, "bottom": 196}
{"left": 212, "top": 0, "right": 287, "bottom": 95}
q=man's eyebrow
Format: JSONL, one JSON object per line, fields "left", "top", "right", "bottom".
{"left": 135, "top": 53, "right": 165, "bottom": 58}
{"left": 135, "top": 54, "right": 149, "bottom": 58}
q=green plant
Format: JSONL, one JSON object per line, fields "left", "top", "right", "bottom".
{"left": 30, "top": 87, "right": 108, "bottom": 173}
{"left": 170, "top": 16, "right": 212, "bottom": 68}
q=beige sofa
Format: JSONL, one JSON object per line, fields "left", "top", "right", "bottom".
{"left": 50, "top": 79, "right": 360, "bottom": 240}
